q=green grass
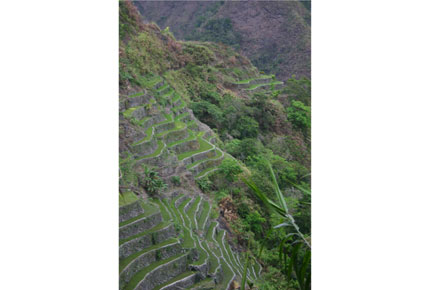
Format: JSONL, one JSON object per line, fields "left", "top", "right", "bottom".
{"left": 215, "top": 230, "right": 239, "bottom": 275}
{"left": 217, "top": 257, "right": 234, "bottom": 290}
{"left": 245, "top": 81, "right": 283, "bottom": 91}
{"left": 187, "top": 149, "right": 222, "bottom": 169}
{"left": 135, "top": 140, "right": 164, "bottom": 160}
{"left": 140, "top": 201, "right": 159, "bottom": 216}
{"left": 156, "top": 120, "right": 185, "bottom": 138}
{"left": 191, "top": 238, "right": 208, "bottom": 266}
{"left": 175, "top": 112, "right": 189, "bottom": 121}
{"left": 119, "top": 221, "right": 172, "bottom": 245}
{"left": 225, "top": 239, "right": 242, "bottom": 274}
{"left": 145, "top": 76, "right": 162, "bottom": 89}
{"left": 163, "top": 89, "right": 174, "bottom": 99}
{"left": 156, "top": 84, "right": 169, "bottom": 93}
{"left": 154, "top": 199, "right": 171, "bottom": 222}
{"left": 195, "top": 166, "right": 218, "bottom": 179}
{"left": 139, "top": 116, "right": 151, "bottom": 127}
{"left": 187, "top": 196, "right": 201, "bottom": 229}
{"left": 122, "top": 106, "right": 139, "bottom": 119}
{"left": 177, "top": 137, "right": 213, "bottom": 161}
{"left": 119, "top": 212, "right": 144, "bottom": 227}
{"left": 191, "top": 278, "right": 214, "bottom": 289}
{"left": 196, "top": 200, "right": 210, "bottom": 232}
{"left": 177, "top": 198, "right": 195, "bottom": 249}
{"left": 153, "top": 113, "right": 173, "bottom": 127}
{"left": 167, "top": 129, "right": 195, "bottom": 148}
{"left": 119, "top": 238, "right": 179, "bottom": 273}
{"left": 123, "top": 253, "right": 187, "bottom": 290}
{"left": 151, "top": 271, "right": 195, "bottom": 290}
{"left": 128, "top": 91, "right": 144, "bottom": 98}
{"left": 203, "top": 240, "right": 219, "bottom": 274}
{"left": 172, "top": 100, "right": 186, "bottom": 113}
{"left": 187, "top": 120, "right": 197, "bottom": 129}
{"left": 119, "top": 192, "right": 138, "bottom": 206}
{"left": 132, "top": 127, "right": 154, "bottom": 146}
{"left": 172, "top": 94, "right": 181, "bottom": 103}
{"left": 233, "top": 75, "right": 272, "bottom": 84}
{"left": 164, "top": 196, "right": 181, "bottom": 221}
{"left": 206, "top": 222, "right": 222, "bottom": 258}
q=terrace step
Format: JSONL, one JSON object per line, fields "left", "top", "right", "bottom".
{"left": 128, "top": 252, "right": 191, "bottom": 290}
{"left": 120, "top": 200, "right": 144, "bottom": 224}
{"left": 120, "top": 239, "right": 182, "bottom": 289}
{"left": 190, "top": 277, "right": 215, "bottom": 290}
{"left": 119, "top": 211, "right": 163, "bottom": 242}
{"left": 120, "top": 221, "right": 176, "bottom": 259}
{"left": 154, "top": 271, "right": 197, "bottom": 290}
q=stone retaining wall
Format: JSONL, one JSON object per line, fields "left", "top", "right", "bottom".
{"left": 191, "top": 157, "right": 224, "bottom": 176}
{"left": 155, "top": 122, "right": 175, "bottom": 135}
{"left": 134, "top": 253, "right": 191, "bottom": 290}
{"left": 132, "top": 106, "right": 148, "bottom": 120}
{"left": 119, "top": 200, "right": 144, "bottom": 224}
{"left": 169, "top": 139, "right": 199, "bottom": 155}
{"left": 161, "top": 273, "right": 197, "bottom": 290}
{"left": 119, "top": 223, "right": 176, "bottom": 259}
{"left": 182, "top": 148, "right": 216, "bottom": 166}
{"left": 164, "top": 128, "right": 188, "bottom": 145}
{"left": 131, "top": 138, "right": 158, "bottom": 158}
{"left": 143, "top": 114, "right": 166, "bottom": 129}
{"left": 125, "top": 94, "right": 154, "bottom": 108}
{"left": 119, "top": 242, "right": 183, "bottom": 290}
{"left": 119, "top": 211, "right": 162, "bottom": 240}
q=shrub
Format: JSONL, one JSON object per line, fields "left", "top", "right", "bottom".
{"left": 171, "top": 175, "right": 181, "bottom": 186}
{"left": 219, "top": 158, "right": 242, "bottom": 182}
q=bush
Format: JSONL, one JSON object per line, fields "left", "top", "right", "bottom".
{"left": 171, "top": 175, "right": 181, "bottom": 186}
{"left": 218, "top": 158, "right": 243, "bottom": 182}
{"left": 287, "top": 100, "right": 311, "bottom": 135}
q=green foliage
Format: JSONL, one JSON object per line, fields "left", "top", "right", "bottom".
{"left": 141, "top": 166, "right": 167, "bottom": 196}
{"left": 283, "top": 75, "right": 311, "bottom": 106}
{"left": 234, "top": 116, "right": 259, "bottom": 138}
{"left": 188, "top": 18, "right": 242, "bottom": 48}
{"left": 183, "top": 43, "right": 215, "bottom": 65}
{"left": 218, "top": 158, "right": 242, "bottom": 182}
{"left": 242, "top": 160, "right": 311, "bottom": 289}
{"left": 171, "top": 175, "right": 181, "bottom": 186}
{"left": 196, "top": 176, "right": 212, "bottom": 193}
{"left": 287, "top": 100, "right": 311, "bottom": 135}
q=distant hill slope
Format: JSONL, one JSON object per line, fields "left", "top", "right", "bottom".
{"left": 134, "top": 0, "right": 311, "bottom": 81}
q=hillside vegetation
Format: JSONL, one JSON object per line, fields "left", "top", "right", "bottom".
{"left": 119, "top": 2, "right": 311, "bottom": 289}
{"left": 134, "top": 0, "right": 311, "bottom": 81}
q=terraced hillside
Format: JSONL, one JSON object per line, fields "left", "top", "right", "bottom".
{"left": 119, "top": 75, "right": 261, "bottom": 289}
{"left": 119, "top": 191, "right": 261, "bottom": 290}
{"left": 230, "top": 75, "right": 284, "bottom": 93}
{"left": 120, "top": 75, "right": 228, "bottom": 187}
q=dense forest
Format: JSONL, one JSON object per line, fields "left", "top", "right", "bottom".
{"left": 119, "top": 1, "right": 311, "bottom": 289}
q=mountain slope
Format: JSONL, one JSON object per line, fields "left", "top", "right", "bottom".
{"left": 134, "top": 0, "right": 311, "bottom": 81}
